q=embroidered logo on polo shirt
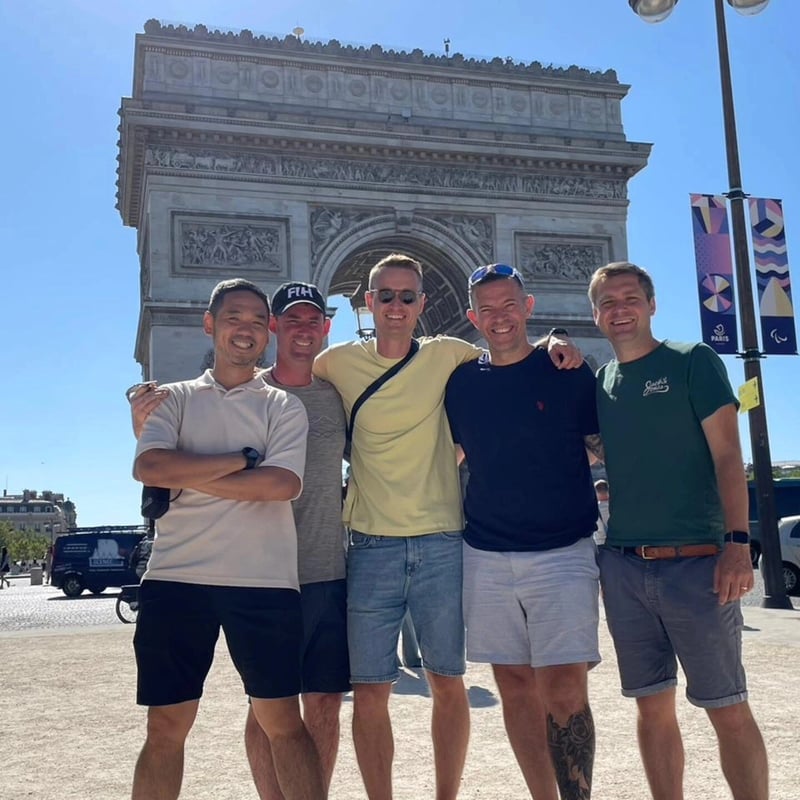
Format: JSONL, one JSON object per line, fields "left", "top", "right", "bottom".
{"left": 643, "top": 377, "right": 669, "bottom": 397}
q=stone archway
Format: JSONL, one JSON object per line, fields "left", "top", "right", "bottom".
{"left": 312, "top": 211, "right": 495, "bottom": 340}
{"left": 117, "top": 21, "right": 650, "bottom": 381}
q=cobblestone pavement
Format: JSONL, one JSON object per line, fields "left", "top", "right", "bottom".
{"left": 1, "top": 568, "right": 795, "bottom": 634}
{"left": 0, "top": 580, "right": 122, "bottom": 632}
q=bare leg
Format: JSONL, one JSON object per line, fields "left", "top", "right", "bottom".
{"left": 491, "top": 665, "right": 558, "bottom": 800}
{"left": 537, "top": 663, "right": 594, "bottom": 800}
{"left": 426, "top": 672, "right": 470, "bottom": 800}
{"left": 636, "top": 689, "right": 684, "bottom": 800}
{"left": 707, "top": 702, "right": 768, "bottom": 800}
{"left": 303, "top": 692, "right": 344, "bottom": 793}
{"left": 352, "top": 682, "right": 394, "bottom": 800}
{"left": 250, "top": 696, "right": 325, "bottom": 800}
{"left": 245, "top": 693, "right": 342, "bottom": 800}
{"left": 131, "top": 700, "right": 199, "bottom": 800}
{"left": 245, "top": 705, "right": 283, "bottom": 800}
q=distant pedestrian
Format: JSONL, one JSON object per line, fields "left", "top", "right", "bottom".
{"left": 0, "top": 547, "right": 11, "bottom": 589}
{"left": 45, "top": 545, "right": 54, "bottom": 585}
{"left": 594, "top": 480, "right": 609, "bottom": 546}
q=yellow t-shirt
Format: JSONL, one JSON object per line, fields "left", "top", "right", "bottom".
{"left": 314, "top": 337, "right": 480, "bottom": 536}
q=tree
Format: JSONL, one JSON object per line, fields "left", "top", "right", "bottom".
{"left": 0, "top": 523, "right": 49, "bottom": 562}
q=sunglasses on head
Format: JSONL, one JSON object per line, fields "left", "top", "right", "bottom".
{"left": 370, "top": 288, "right": 422, "bottom": 305}
{"left": 468, "top": 263, "right": 524, "bottom": 288}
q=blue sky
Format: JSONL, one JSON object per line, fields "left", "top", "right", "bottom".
{"left": 1, "top": 0, "right": 798, "bottom": 526}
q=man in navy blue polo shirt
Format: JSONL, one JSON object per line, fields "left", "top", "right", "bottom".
{"left": 445, "top": 264, "right": 602, "bottom": 800}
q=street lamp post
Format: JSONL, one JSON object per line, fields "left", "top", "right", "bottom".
{"left": 629, "top": 0, "right": 791, "bottom": 608}
{"left": 349, "top": 284, "right": 375, "bottom": 341}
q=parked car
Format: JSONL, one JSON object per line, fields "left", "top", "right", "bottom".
{"left": 758, "top": 515, "right": 800, "bottom": 596}
{"left": 748, "top": 479, "right": 800, "bottom": 566}
{"left": 51, "top": 528, "right": 146, "bottom": 597}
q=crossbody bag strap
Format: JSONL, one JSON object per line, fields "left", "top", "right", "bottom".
{"left": 346, "top": 339, "right": 420, "bottom": 447}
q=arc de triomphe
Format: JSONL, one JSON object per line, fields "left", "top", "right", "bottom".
{"left": 117, "top": 20, "right": 651, "bottom": 380}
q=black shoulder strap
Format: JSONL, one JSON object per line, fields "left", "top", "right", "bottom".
{"left": 346, "top": 339, "right": 420, "bottom": 447}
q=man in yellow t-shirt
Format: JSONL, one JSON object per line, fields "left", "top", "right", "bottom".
{"left": 314, "top": 253, "right": 580, "bottom": 800}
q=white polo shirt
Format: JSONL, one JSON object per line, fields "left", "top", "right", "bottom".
{"left": 134, "top": 370, "right": 308, "bottom": 590}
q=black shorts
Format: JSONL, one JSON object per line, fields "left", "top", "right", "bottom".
{"left": 300, "top": 579, "right": 350, "bottom": 694}
{"left": 134, "top": 580, "right": 302, "bottom": 706}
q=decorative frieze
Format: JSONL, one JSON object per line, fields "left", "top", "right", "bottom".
{"left": 145, "top": 146, "right": 626, "bottom": 201}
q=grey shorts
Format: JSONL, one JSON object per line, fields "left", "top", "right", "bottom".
{"left": 463, "top": 537, "right": 600, "bottom": 668}
{"left": 598, "top": 546, "right": 747, "bottom": 709}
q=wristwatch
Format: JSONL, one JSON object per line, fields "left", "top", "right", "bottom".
{"left": 724, "top": 530, "right": 750, "bottom": 544}
{"left": 242, "top": 447, "right": 261, "bottom": 470}
{"left": 548, "top": 327, "right": 569, "bottom": 337}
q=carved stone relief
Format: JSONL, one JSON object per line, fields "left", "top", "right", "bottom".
{"left": 145, "top": 147, "right": 626, "bottom": 201}
{"left": 422, "top": 214, "right": 494, "bottom": 263}
{"left": 310, "top": 207, "right": 384, "bottom": 262}
{"left": 516, "top": 235, "right": 609, "bottom": 283}
{"left": 175, "top": 215, "right": 288, "bottom": 273}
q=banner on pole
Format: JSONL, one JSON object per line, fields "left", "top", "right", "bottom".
{"left": 748, "top": 197, "right": 797, "bottom": 355}
{"left": 690, "top": 194, "right": 738, "bottom": 354}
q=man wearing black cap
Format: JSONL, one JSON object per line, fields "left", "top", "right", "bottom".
{"left": 244, "top": 282, "right": 349, "bottom": 800}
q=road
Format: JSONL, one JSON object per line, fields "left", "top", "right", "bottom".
{"left": 0, "top": 580, "right": 123, "bottom": 632}
{"left": 1, "top": 567, "right": 796, "bottom": 634}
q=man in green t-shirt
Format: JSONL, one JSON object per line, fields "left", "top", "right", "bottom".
{"left": 589, "top": 261, "right": 768, "bottom": 800}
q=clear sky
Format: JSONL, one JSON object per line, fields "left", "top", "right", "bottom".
{"left": 1, "top": 0, "right": 798, "bottom": 526}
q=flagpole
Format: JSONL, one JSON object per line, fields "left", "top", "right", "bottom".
{"left": 712, "top": 0, "right": 789, "bottom": 608}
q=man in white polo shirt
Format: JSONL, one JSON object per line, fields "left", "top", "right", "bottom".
{"left": 131, "top": 278, "right": 325, "bottom": 800}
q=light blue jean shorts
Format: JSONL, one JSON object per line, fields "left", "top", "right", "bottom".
{"left": 346, "top": 530, "right": 465, "bottom": 684}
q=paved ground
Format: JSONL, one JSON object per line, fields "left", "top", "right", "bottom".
{"left": 2, "top": 576, "right": 799, "bottom": 799}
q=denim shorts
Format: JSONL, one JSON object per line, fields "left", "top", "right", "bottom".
{"left": 346, "top": 530, "right": 465, "bottom": 683}
{"left": 598, "top": 547, "right": 747, "bottom": 709}
{"left": 463, "top": 537, "right": 600, "bottom": 668}
{"left": 134, "top": 580, "right": 303, "bottom": 706}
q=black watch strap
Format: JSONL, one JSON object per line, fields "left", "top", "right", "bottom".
{"left": 724, "top": 530, "right": 750, "bottom": 544}
{"left": 242, "top": 447, "right": 261, "bottom": 470}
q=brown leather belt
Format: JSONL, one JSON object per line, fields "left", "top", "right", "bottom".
{"left": 627, "top": 544, "right": 720, "bottom": 560}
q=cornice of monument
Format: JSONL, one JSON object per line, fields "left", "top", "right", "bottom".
{"left": 140, "top": 19, "right": 621, "bottom": 88}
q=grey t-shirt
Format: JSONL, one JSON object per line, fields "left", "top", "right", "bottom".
{"left": 264, "top": 368, "right": 347, "bottom": 584}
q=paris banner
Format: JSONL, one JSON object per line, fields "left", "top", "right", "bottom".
{"left": 690, "top": 194, "right": 738, "bottom": 354}
{"left": 748, "top": 197, "right": 797, "bottom": 355}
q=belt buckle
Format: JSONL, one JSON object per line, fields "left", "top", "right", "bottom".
{"left": 639, "top": 545, "right": 657, "bottom": 560}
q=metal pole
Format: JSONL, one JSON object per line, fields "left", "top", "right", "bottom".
{"left": 713, "top": 0, "right": 790, "bottom": 608}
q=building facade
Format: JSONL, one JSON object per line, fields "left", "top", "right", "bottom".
{"left": 0, "top": 490, "right": 77, "bottom": 537}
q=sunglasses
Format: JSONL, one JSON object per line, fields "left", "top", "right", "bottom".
{"left": 370, "top": 288, "right": 423, "bottom": 305}
{"left": 468, "top": 263, "right": 524, "bottom": 288}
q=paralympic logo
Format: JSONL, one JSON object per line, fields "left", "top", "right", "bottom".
{"left": 770, "top": 328, "right": 789, "bottom": 344}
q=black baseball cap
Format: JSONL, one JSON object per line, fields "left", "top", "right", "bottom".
{"left": 271, "top": 282, "right": 326, "bottom": 316}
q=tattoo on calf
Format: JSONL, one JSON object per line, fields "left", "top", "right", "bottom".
{"left": 547, "top": 704, "right": 595, "bottom": 800}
